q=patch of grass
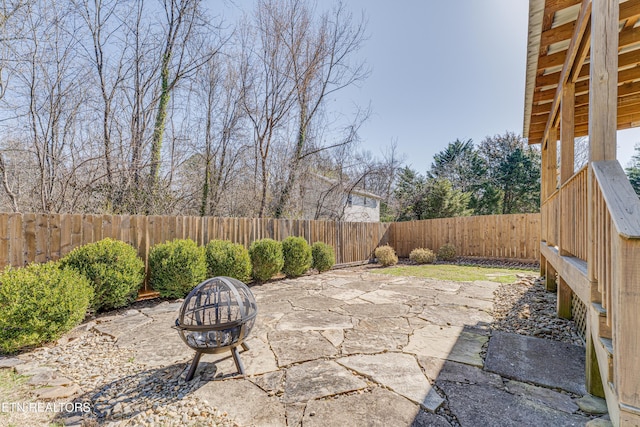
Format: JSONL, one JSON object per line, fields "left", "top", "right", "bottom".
{"left": 372, "top": 264, "right": 534, "bottom": 284}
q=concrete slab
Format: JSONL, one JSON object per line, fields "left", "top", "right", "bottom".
{"left": 194, "top": 378, "right": 286, "bottom": 426}
{"left": 485, "top": 332, "right": 586, "bottom": 395}
{"left": 404, "top": 325, "right": 488, "bottom": 367}
{"left": 268, "top": 330, "right": 337, "bottom": 367}
{"left": 276, "top": 310, "right": 353, "bottom": 331}
{"left": 419, "top": 304, "right": 493, "bottom": 327}
{"left": 282, "top": 360, "right": 366, "bottom": 403}
{"left": 338, "top": 353, "right": 444, "bottom": 412}
{"left": 439, "top": 382, "right": 589, "bottom": 427}
{"left": 506, "top": 380, "right": 579, "bottom": 414}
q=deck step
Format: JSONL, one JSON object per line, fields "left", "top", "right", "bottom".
{"left": 600, "top": 337, "right": 613, "bottom": 356}
{"left": 592, "top": 302, "right": 606, "bottom": 316}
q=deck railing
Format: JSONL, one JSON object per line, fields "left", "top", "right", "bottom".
{"left": 590, "top": 161, "right": 640, "bottom": 420}
{"left": 542, "top": 190, "right": 560, "bottom": 246}
{"left": 560, "top": 165, "right": 588, "bottom": 260}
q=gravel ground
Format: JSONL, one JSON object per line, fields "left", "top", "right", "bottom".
{"left": 0, "top": 262, "right": 582, "bottom": 427}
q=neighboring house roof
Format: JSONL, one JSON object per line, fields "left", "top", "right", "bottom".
{"left": 310, "top": 173, "right": 382, "bottom": 200}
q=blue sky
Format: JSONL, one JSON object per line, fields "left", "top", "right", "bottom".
{"left": 223, "top": 0, "right": 639, "bottom": 169}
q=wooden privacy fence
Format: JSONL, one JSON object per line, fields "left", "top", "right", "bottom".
{"left": 388, "top": 213, "right": 541, "bottom": 261}
{"left": 0, "top": 213, "right": 390, "bottom": 271}
{"left": 0, "top": 212, "right": 541, "bottom": 276}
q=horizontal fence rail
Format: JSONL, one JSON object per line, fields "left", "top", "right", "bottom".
{"left": 388, "top": 213, "right": 540, "bottom": 261}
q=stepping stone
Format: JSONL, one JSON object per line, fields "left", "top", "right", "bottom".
{"left": 0, "top": 357, "right": 23, "bottom": 369}
{"left": 338, "top": 353, "right": 444, "bottom": 412}
{"left": 424, "top": 280, "right": 460, "bottom": 293}
{"left": 276, "top": 310, "right": 353, "bottom": 331}
{"left": 381, "top": 282, "right": 440, "bottom": 299}
{"left": 343, "top": 280, "right": 383, "bottom": 292}
{"left": 506, "top": 380, "right": 579, "bottom": 414}
{"left": 356, "top": 317, "right": 413, "bottom": 334}
{"left": 485, "top": 332, "right": 586, "bottom": 395}
{"left": 419, "top": 304, "right": 493, "bottom": 327}
{"left": 404, "top": 325, "right": 488, "bottom": 367}
{"left": 138, "top": 301, "right": 182, "bottom": 316}
{"left": 194, "top": 378, "right": 286, "bottom": 426}
{"left": 439, "top": 382, "right": 589, "bottom": 426}
{"left": 33, "top": 384, "right": 81, "bottom": 400}
{"left": 302, "top": 387, "right": 451, "bottom": 427}
{"left": 576, "top": 394, "right": 608, "bottom": 414}
{"left": 268, "top": 330, "right": 337, "bottom": 367}
{"left": 282, "top": 360, "right": 366, "bottom": 403}
{"left": 93, "top": 310, "right": 152, "bottom": 340}
{"left": 249, "top": 371, "right": 284, "bottom": 396}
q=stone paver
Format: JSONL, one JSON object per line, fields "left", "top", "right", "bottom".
{"left": 439, "top": 382, "right": 589, "bottom": 427}
{"left": 485, "top": 331, "right": 586, "bottom": 395}
{"left": 404, "top": 324, "right": 488, "bottom": 367}
{"left": 282, "top": 360, "right": 367, "bottom": 403}
{"left": 7, "top": 269, "right": 597, "bottom": 427}
{"left": 194, "top": 378, "right": 287, "bottom": 426}
{"left": 338, "top": 352, "right": 444, "bottom": 411}
{"left": 301, "top": 387, "right": 451, "bottom": 427}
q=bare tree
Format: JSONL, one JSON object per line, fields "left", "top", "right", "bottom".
{"left": 272, "top": 0, "right": 368, "bottom": 218}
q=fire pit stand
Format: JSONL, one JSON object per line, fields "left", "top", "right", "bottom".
{"left": 174, "top": 277, "right": 258, "bottom": 381}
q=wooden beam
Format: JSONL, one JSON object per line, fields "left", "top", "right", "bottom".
{"left": 541, "top": 0, "right": 592, "bottom": 150}
{"left": 589, "top": 0, "right": 619, "bottom": 162}
{"left": 561, "top": 82, "right": 576, "bottom": 184}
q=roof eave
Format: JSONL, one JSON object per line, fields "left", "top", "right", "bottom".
{"left": 523, "top": 0, "right": 545, "bottom": 143}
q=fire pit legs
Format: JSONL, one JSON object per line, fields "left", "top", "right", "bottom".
{"left": 186, "top": 351, "right": 203, "bottom": 382}
{"left": 231, "top": 346, "right": 245, "bottom": 375}
{"left": 185, "top": 344, "right": 251, "bottom": 381}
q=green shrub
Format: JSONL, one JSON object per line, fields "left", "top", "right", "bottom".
{"left": 205, "top": 240, "right": 252, "bottom": 282}
{"left": 249, "top": 238, "right": 284, "bottom": 281}
{"left": 282, "top": 236, "right": 312, "bottom": 278}
{"left": 437, "top": 243, "right": 457, "bottom": 261}
{"left": 375, "top": 245, "right": 398, "bottom": 267}
{"left": 409, "top": 248, "right": 436, "bottom": 264}
{"left": 0, "top": 262, "right": 93, "bottom": 354}
{"left": 149, "top": 239, "right": 207, "bottom": 298}
{"left": 60, "top": 238, "right": 144, "bottom": 311}
{"left": 311, "top": 242, "right": 335, "bottom": 272}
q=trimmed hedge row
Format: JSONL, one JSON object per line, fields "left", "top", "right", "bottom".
{"left": 0, "top": 236, "right": 337, "bottom": 354}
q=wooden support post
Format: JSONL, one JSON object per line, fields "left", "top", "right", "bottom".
{"left": 545, "top": 260, "right": 557, "bottom": 292}
{"left": 540, "top": 253, "right": 547, "bottom": 278}
{"left": 557, "top": 277, "right": 572, "bottom": 319}
{"left": 588, "top": 0, "right": 618, "bottom": 163}
{"left": 586, "top": 316, "right": 606, "bottom": 398}
{"left": 541, "top": 141, "right": 548, "bottom": 204}
{"left": 547, "top": 128, "right": 558, "bottom": 198}
{"left": 559, "top": 83, "right": 576, "bottom": 256}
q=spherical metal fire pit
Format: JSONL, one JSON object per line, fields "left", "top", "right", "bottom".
{"left": 174, "top": 276, "right": 257, "bottom": 381}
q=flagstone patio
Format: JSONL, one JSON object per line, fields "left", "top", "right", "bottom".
{"left": 1, "top": 269, "right": 610, "bottom": 426}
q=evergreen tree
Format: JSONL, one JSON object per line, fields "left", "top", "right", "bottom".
{"left": 625, "top": 143, "right": 640, "bottom": 197}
